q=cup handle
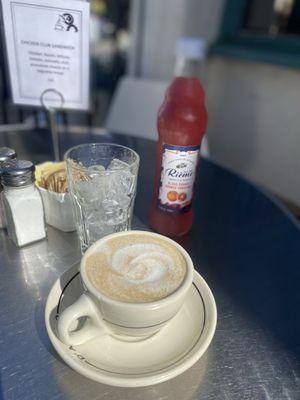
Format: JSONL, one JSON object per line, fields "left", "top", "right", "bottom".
{"left": 57, "top": 293, "right": 108, "bottom": 346}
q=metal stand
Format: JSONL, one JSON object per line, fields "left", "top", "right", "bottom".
{"left": 40, "top": 89, "right": 64, "bottom": 161}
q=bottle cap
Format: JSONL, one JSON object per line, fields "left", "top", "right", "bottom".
{"left": 175, "top": 37, "right": 207, "bottom": 60}
{"left": 1, "top": 160, "right": 35, "bottom": 187}
{"left": 0, "top": 147, "right": 17, "bottom": 164}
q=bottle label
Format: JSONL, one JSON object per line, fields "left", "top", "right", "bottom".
{"left": 157, "top": 144, "right": 200, "bottom": 214}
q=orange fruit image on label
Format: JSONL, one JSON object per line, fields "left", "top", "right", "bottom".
{"left": 167, "top": 191, "right": 178, "bottom": 202}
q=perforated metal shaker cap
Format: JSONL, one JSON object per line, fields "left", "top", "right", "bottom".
{"left": 1, "top": 160, "right": 35, "bottom": 187}
{"left": 0, "top": 147, "right": 17, "bottom": 164}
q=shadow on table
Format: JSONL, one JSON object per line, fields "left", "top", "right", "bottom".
{"left": 0, "top": 373, "right": 3, "bottom": 400}
{"left": 190, "top": 160, "right": 300, "bottom": 359}
{"left": 0, "top": 128, "right": 53, "bottom": 164}
{"left": 34, "top": 298, "right": 64, "bottom": 364}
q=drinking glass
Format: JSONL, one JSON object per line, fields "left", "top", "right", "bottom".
{"left": 65, "top": 143, "right": 139, "bottom": 253}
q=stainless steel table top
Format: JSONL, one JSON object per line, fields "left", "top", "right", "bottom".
{"left": 0, "top": 130, "right": 299, "bottom": 399}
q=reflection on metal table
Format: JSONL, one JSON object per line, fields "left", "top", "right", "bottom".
{"left": 0, "top": 128, "right": 299, "bottom": 399}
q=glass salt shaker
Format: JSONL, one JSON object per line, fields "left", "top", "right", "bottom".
{"left": 1, "top": 160, "right": 46, "bottom": 247}
{"left": 0, "top": 147, "right": 17, "bottom": 228}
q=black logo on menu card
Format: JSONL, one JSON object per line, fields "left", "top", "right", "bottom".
{"left": 55, "top": 13, "right": 78, "bottom": 32}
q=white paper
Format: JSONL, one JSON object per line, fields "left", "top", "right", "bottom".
{"left": 1, "top": 0, "right": 90, "bottom": 110}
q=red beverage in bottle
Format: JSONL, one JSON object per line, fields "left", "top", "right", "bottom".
{"left": 149, "top": 77, "right": 208, "bottom": 236}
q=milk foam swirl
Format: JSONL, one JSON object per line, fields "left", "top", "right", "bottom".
{"left": 85, "top": 234, "right": 187, "bottom": 302}
{"left": 111, "top": 244, "right": 172, "bottom": 284}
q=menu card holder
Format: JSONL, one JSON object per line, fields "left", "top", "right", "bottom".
{"left": 40, "top": 89, "right": 65, "bottom": 162}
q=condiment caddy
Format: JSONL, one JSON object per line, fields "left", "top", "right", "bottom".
{"left": 36, "top": 161, "right": 75, "bottom": 232}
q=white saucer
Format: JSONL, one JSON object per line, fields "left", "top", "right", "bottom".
{"left": 45, "top": 264, "right": 217, "bottom": 387}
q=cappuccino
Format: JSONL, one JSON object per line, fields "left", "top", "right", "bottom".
{"left": 85, "top": 233, "right": 187, "bottom": 302}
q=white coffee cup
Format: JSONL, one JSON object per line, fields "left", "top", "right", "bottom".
{"left": 57, "top": 231, "right": 194, "bottom": 345}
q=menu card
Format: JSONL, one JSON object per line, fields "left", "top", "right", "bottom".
{"left": 1, "top": 0, "right": 90, "bottom": 110}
